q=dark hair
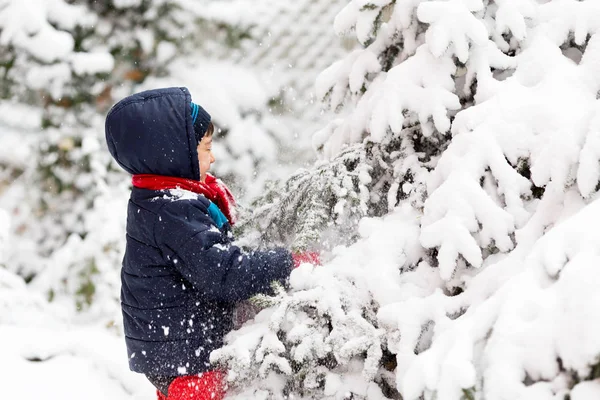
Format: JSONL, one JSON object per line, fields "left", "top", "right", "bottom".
{"left": 204, "top": 122, "right": 214, "bottom": 137}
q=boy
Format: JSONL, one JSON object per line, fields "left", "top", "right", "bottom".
{"left": 105, "top": 87, "right": 302, "bottom": 399}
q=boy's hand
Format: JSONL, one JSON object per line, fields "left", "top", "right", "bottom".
{"left": 292, "top": 251, "right": 320, "bottom": 268}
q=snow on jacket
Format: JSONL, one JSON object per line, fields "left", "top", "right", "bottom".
{"left": 105, "top": 87, "right": 293, "bottom": 376}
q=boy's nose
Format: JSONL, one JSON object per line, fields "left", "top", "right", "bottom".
{"left": 210, "top": 153, "right": 216, "bottom": 164}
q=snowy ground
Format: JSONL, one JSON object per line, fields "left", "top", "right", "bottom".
{"left": 1, "top": 324, "right": 152, "bottom": 399}
{"left": 0, "top": 270, "right": 152, "bottom": 400}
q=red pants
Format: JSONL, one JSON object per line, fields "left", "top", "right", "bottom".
{"left": 156, "top": 371, "right": 226, "bottom": 400}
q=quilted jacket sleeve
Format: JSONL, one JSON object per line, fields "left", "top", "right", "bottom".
{"left": 155, "top": 200, "right": 293, "bottom": 302}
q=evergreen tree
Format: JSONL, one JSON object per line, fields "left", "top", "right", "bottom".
{"left": 215, "top": 1, "right": 600, "bottom": 399}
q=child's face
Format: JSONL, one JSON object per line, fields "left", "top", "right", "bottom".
{"left": 197, "top": 134, "right": 215, "bottom": 182}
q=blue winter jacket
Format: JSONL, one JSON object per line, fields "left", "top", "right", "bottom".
{"left": 105, "top": 87, "right": 293, "bottom": 376}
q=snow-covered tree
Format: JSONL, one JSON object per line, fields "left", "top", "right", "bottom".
{"left": 0, "top": 0, "right": 202, "bottom": 121}
{"left": 214, "top": 1, "right": 600, "bottom": 399}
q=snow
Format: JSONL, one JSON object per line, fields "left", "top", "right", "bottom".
{"left": 0, "top": 209, "right": 9, "bottom": 264}
{"left": 392, "top": 198, "right": 600, "bottom": 400}
{"left": 149, "top": 60, "right": 272, "bottom": 128}
{"left": 167, "top": 188, "right": 199, "bottom": 201}
{"left": 0, "top": 267, "right": 152, "bottom": 399}
{"left": 113, "top": 0, "right": 143, "bottom": 9}
{"left": 214, "top": 0, "right": 600, "bottom": 398}
{"left": 20, "top": 28, "right": 74, "bottom": 63}
{"left": 0, "top": 0, "right": 92, "bottom": 62}
{"left": 156, "top": 41, "right": 177, "bottom": 64}
{"left": 572, "top": 381, "right": 600, "bottom": 400}
{"left": 4, "top": 0, "right": 600, "bottom": 399}
{"left": 0, "top": 127, "right": 35, "bottom": 168}
{"left": 417, "top": 0, "right": 488, "bottom": 62}
{"left": 26, "top": 63, "right": 72, "bottom": 98}
{"left": 70, "top": 52, "right": 115, "bottom": 76}
{"left": 214, "top": 205, "right": 426, "bottom": 396}
{"left": 225, "top": 117, "right": 277, "bottom": 161}
{"left": 1, "top": 326, "right": 150, "bottom": 399}
{"left": 317, "top": 45, "right": 461, "bottom": 157}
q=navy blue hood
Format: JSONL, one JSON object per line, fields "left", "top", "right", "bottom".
{"left": 105, "top": 87, "right": 200, "bottom": 180}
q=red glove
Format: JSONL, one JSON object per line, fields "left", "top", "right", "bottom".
{"left": 292, "top": 251, "right": 321, "bottom": 268}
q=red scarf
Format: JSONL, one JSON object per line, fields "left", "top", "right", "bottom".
{"left": 132, "top": 173, "right": 237, "bottom": 225}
